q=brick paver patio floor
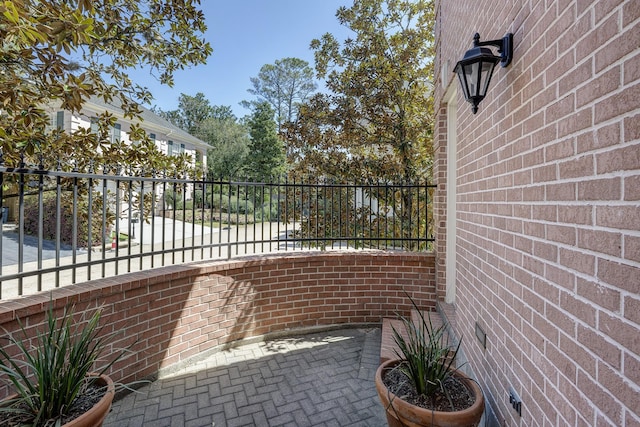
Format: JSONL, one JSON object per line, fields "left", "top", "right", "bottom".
{"left": 104, "top": 327, "right": 386, "bottom": 427}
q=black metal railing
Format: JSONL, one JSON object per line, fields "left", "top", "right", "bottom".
{"left": 0, "top": 164, "right": 435, "bottom": 299}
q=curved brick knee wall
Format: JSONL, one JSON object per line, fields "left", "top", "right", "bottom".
{"left": 0, "top": 251, "right": 435, "bottom": 396}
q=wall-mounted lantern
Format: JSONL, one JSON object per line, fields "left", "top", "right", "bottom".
{"left": 453, "top": 33, "right": 513, "bottom": 114}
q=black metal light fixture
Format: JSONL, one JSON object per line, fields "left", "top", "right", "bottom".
{"left": 454, "top": 33, "right": 513, "bottom": 114}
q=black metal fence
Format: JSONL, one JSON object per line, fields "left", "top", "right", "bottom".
{"left": 0, "top": 165, "right": 435, "bottom": 299}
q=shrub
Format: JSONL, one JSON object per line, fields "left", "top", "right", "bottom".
{"left": 23, "top": 191, "right": 110, "bottom": 247}
{"left": 193, "top": 189, "right": 204, "bottom": 208}
{"left": 256, "top": 197, "right": 280, "bottom": 221}
{"left": 163, "top": 188, "right": 183, "bottom": 210}
{"left": 204, "top": 191, "right": 254, "bottom": 214}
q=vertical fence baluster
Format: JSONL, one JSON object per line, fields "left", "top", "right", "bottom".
{"left": 71, "top": 168, "right": 78, "bottom": 284}
{"left": 87, "top": 169, "right": 93, "bottom": 281}
{"left": 245, "top": 178, "right": 250, "bottom": 255}
{"left": 101, "top": 169, "right": 108, "bottom": 278}
{"left": 300, "top": 176, "right": 305, "bottom": 251}
{"left": 217, "top": 177, "right": 223, "bottom": 258}
{"left": 161, "top": 171, "right": 167, "bottom": 266}
{"left": 228, "top": 178, "right": 233, "bottom": 255}
{"left": 181, "top": 178, "right": 186, "bottom": 263}
{"left": 151, "top": 173, "right": 157, "bottom": 268}
{"left": 36, "top": 166, "right": 44, "bottom": 292}
{"left": 55, "top": 161, "right": 62, "bottom": 288}
{"left": 199, "top": 178, "right": 205, "bottom": 261}
{"left": 126, "top": 175, "right": 132, "bottom": 272}
{"left": 114, "top": 171, "right": 120, "bottom": 276}
{"left": 139, "top": 175, "right": 146, "bottom": 270}
{"left": 283, "top": 176, "right": 288, "bottom": 252}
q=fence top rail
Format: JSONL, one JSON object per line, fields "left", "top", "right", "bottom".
{"left": 0, "top": 168, "right": 200, "bottom": 184}
{"left": 1, "top": 167, "right": 435, "bottom": 188}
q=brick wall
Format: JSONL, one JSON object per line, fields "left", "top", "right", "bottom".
{"left": 434, "top": 105, "right": 449, "bottom": 300}
{"left": 0, "top": 251, "right": 436, "bottom": 400}
{"left": 434, "top": 0, "right": 639, "bottom": 426}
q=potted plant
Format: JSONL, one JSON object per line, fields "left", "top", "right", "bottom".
{"left": 375, "top": 296, "right": 484, "bottom": 427}
{"left": 0, "top": 302, "right": 125, "bottom": 427}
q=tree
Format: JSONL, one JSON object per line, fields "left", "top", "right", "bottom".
{"left": 154, "top": 93, "right": 214, "bottom": 135}
{"left": 0, "top": 0, "right": 212, "bottom": 172}
{"left": 156, "top": 93, "right": 250, "bottom": 179}
{"left": 282, "top": 0, "right": 436, "bottom": 251}
{"left": 284, "top": 0, "right": 435, "bottom": 184}
{"left": 246, "top": 102, "right": 286, "bottom": 182}
{"left": 200, "top": 117, "right": 250, "bottom": 179}
{"left": 244, "top": 57, "right": 317, "bottom": 132}
{"left": 211, "top": 105, "right": 237, "bottom": 122}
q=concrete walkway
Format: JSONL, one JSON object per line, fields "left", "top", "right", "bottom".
{"left": 104, "top": 328, "right": 386, "bottom": 427}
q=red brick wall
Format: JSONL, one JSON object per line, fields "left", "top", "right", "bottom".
{"left": 434, "top": 105, "right": 449, "bottom": 300}
{"left": 0, "top": 251, "right": 436, "bottom": 399}
{"left": 434, "top": 0, "right": 639, "bottom": 426}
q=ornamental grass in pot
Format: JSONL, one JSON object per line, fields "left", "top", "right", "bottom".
{"left": 375, "top": 296, "right": 484, "bottom": 427}
{"left": 0, "top": 302, "right": 129, "bottom": 427}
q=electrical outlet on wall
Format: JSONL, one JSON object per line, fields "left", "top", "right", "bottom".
{"left": 509, "top": 386, "right": 522, "bottom": 416}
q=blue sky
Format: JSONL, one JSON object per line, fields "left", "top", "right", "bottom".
{"left": 131, "top": 1, "right": 353, "bottom": 119}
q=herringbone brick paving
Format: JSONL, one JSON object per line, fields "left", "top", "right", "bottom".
{"left": 104, "top": 328, "right": 386, "bottom": 427}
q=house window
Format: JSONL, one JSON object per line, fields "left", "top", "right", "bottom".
{"left": 56, "top": 111, "right": 64, "bottom": 130}
{"left": 180, "top": 143, "right": 185, "bottom": 154}
{"left": 168, "top": 140, "right": 174, "bottom": 156}
{"left": 47, "top": 111, "right": 64, "bottom": 131}
{"left": 111, "top": 123, "right": 121, "bottom": 143}
{"left": 90, "top": 118, "right": 99, "bottom": 134}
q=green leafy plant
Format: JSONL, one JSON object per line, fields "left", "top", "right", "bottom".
{"left": 0, "top": 303, "right": 124, "bottom": 425}
{"left": 391, "top": 294, "right": 461, "bottom": 397}
{"left": 22, "top": 190, "right": 114, "bottom": 248}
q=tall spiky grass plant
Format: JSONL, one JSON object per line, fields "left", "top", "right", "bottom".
{"left": 391, "top": 294, "right": 461, "bottom": 397}
{"left": 0, "top": 303, "right": 121, "bottom": 426}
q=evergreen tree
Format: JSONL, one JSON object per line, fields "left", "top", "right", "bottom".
{"left": 244, "top": 58, "right": 317, "bottom": 132}
{"left": 246, "top": 102, "right": 286, "bottom": 182}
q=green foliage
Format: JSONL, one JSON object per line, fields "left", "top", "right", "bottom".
{"left": 196, "top": 188, "right": 254, "bottom": 214}
{"left": 196, "top": 184, "right": 278, "bottom": 220}
{"left": 22, "top": 190, "right": 112, "bottom": 248}
{"left": 281, "top": 180, "right": 432, "bottom": 251}
{"left": 0, "top": 0, "right": 211, "bottom": 170}
{"left": 256, "top": 197, "right": 280, "bottom": 221}
{"left": 391, "top": 294, "right": 461, "bottom": 397}
{"left": 282, "top": 0, "right": 436, "bottom": 249}
{"left": 284, "top": 184, "right": 356, "bottom": 248}
{"left": 285, "top": 0, "right": 435, "bottom": 183}
{"left": 194, "top": 189, "right": 205, "bottom": 209}
{"left": 157, "top": 92, "right": 250, "bottom": 180}
{"left": 154, "top": 93, "right": 215, "bottom": 136}
{"left": 201, "top": 118, "right": 250, "bottom": 179}
{"left": 246, "top": 102, "right": 286, "bottom": 182}
{"left": 0, "top": 303, "right": 125, "bottom": 426}
{"left": 244, "top": 57, "right": 317, "bottom": 131}
{"left": 163, "top": 188, "right": 184, "bottom": 210}
{"left": 213, "top": 194, "right": 253, "bottom": 214}
{"left": 228, "top": 197, "right": 254, "bottom": 215}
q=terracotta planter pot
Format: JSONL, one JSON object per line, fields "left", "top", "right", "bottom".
{"left": 65, "top": 374, "right": 115, "bottom": 427}
{"left": 1, "top": 374, "right": 115, "bottom": 427}
{"left": 375, "top": 359, "right": 484, "bottom": 427}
